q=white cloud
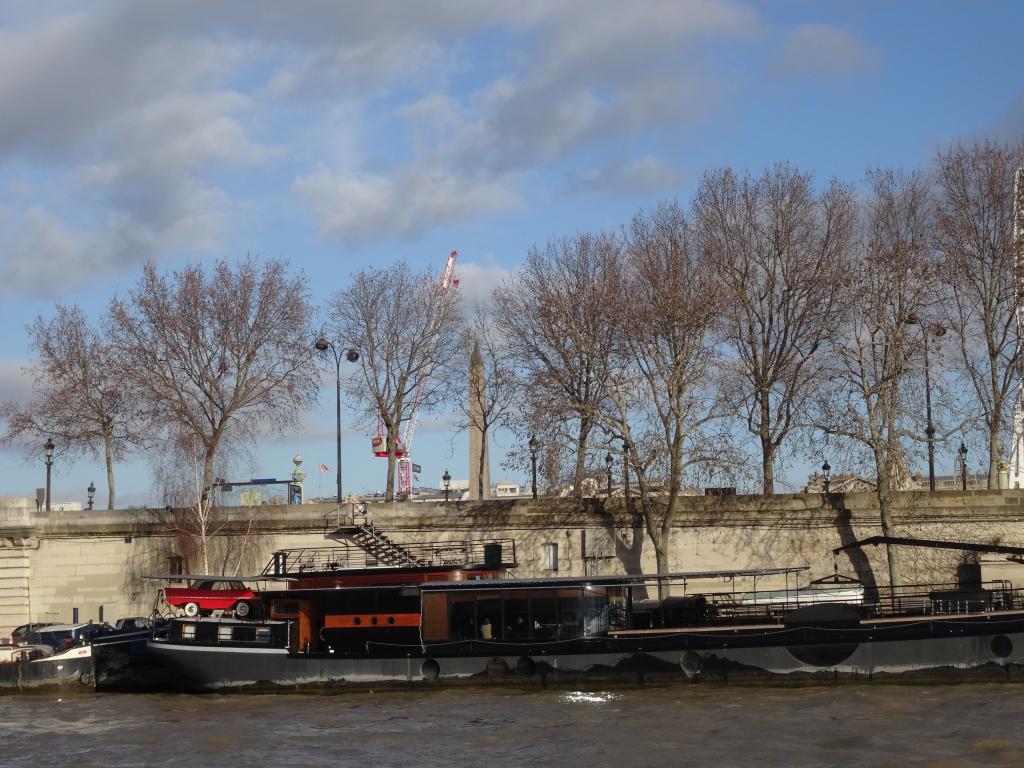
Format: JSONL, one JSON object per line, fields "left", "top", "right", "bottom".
{"left": 565, "top": 156, "right": 688, "bottom": 195}
{"left": 294, "top": 167, "right": 521, "bottom": 244}
{"left": 453, "top": 259, "right": 514, "bottom": 309}
{"left": 770, "top": 23, "right": 881, "bottom": 79}
{"left": 0, "top": 357, "right": 32, "bottom": 407}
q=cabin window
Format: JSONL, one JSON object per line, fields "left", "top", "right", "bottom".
{"left": 256, "top": 628, "right": 272, "bottom": 643}
{"left": 503, "top": 595, "right": 530, "bottom": 639}
{"left": 218, "top": 626, "right": 233, "bottom": 641}
{"left": 541, "top": 543, "right": 559, "bottom": 572}
{"left": 181, "top": 624, "right": 196, "bottom": 639}
{"left": 476, "top": 593, "right": 501, "bottom": 640}
{"left": 169, "top": 555, "right": 184, "bottom": 583}
{"left": 531, "top": 595, "right": 558, "bottom": 638}
{"left": 232, "top": 626, "right": 257, "bottom": 642}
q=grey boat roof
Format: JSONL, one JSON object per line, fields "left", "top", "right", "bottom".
{"left": 419, "top": 566, "right": 808, "bottom": 591}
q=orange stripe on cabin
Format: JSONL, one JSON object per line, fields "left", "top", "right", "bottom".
{"left": 323, "top": 613, "right": 420, "bottom": 629}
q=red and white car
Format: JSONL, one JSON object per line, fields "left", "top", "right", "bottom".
{"left": 162, "top": 578, "right": 260, "bottom": 618}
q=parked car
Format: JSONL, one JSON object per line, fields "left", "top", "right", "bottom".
{"left": 163, "top": 580, "right": 260, "bottom": 618}
{"left": 8, "top": 622, "right": 49, "bottom": 645}
{"left": 25, "top": 623, "right": 110, "bottom": 649}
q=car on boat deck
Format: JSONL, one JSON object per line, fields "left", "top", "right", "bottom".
{"left": 163, "top": 579, "right": 260, "bottom": 618}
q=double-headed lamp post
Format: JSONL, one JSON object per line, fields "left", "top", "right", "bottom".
{"left": 906, "top": 315, "right": 944, "bottom": 491}
{"left": 529, "top": 435, "right": 539, "bottom": 500}
{"left": 44, "top": 437, "right": 54, "bottom": 512}
{"left": 314, "top": 337, "right": 359, "bottom": 504}
{"left": 605, "top": 451, "right": 613, "bottom": 497}
{"left": 958, "top": 441, "right": 968, "bottom": 490}
{"left": 822, "top": 460, "right": 831, "bottom": 494}
{"left": 442, "top": 469, "right": 451, "bottom": 504}
{"left": 87, "top": 481, "right": 95, "bottom": 511}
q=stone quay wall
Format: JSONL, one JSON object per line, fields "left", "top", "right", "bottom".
{"left": 2, "top": 489, "right": 1024, "bottom": 637}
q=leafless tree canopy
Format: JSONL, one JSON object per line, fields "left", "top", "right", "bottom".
{"left": 694, "top": 165, "right": 856, "bottom": 493}
{"left": 492, "top": 232, "right": 621, "bottom": 497}
{"left": 0, "top": 304, "right": 143, "bottom": 509}
{"left": 935, "top": 141, "right": 1024, "bottom": 488}
{"left": 106, "top": 257, "right": 318, "bottom": 499}
{"left": 325, "top": 261, "right": 463, "bottom": 501}
{"left": 819, "top": 169, "right": 935, "bottom": 589}
{"left": 596, "top": 204, "right": 727, "bottom": 593}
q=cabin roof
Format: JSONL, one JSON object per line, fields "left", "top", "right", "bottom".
{"left": 419, "top": 566, "right": 808, "bottom": 591}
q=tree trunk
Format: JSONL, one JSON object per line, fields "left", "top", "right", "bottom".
{"left": 760, "top": 438, "right": 775, "bottom": 495}
{"left": 988, "top": 430, "right": 1000, "bottom": 490}
{"left": 759, "top": 393, "right": 775, "bottom": 495}
{"left": 875, "top": 456, "right": 903, "bottom": 591}
{"left": 572, "top": 418, "right": 592, "bottom": 499}
{"left": 653, "top": 532, "right": 671, "bottom": 600}
{"left": 103, "top": 432, "right": 116, "bottom": 510}
{"left": 385, "top": 423, "right": 399, "bottom": 502}
{"left": 202, "top": 446, "right": 217, "bottom": 505}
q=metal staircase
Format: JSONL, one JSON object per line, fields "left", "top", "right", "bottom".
{"left": 323, "top": 503, "right": 427, "bottom": 567}
{"left": 346, "top": 520, "right": 427, "bottom": 567}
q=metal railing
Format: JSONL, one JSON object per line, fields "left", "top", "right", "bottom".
{"left": 705, "top": 579, "right": 1022, "bottom": 624}
{"left": 263, "top": 538, "right": 516, "bottom": 576}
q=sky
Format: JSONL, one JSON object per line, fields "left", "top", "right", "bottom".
{"left": 0, "top": 0, "right": 1022, "bottom": 507}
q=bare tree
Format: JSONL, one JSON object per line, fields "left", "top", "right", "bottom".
{"left": 818, "top": 169, "right": 934, "bottom": 590}
{"left": 492, "top": 232, "right": 621, "bottom": 498}
{"left": 0, "top": 305, "right": 143, "bottom": 509}
{"left": 325, "top": 261, "right": 463, "bottom": 501}
{"left": 595, "top": 204, "right": 726, "bottom": 596}
{"left": 107, "top": 258, "right": 318, "bottom": 501}
{"left": 934, "top": 141, "right": 1024, "bottom": 488}
{"left": 694, "top": 164, "right": 856, "bottom": 493}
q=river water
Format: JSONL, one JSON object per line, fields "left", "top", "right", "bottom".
{"left": 2, "top": 684, "right": 1023, "bottom": 767}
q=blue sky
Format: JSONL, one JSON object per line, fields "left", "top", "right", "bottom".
{"left": 0, "top": 1, "right": 1022, "bottom": 506}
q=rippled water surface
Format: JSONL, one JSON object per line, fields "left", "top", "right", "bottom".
{"left": 3, "top": 684, "right": 1024, "bottom": 767}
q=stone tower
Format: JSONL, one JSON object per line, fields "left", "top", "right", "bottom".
{"left": 468, "top": 340, "right": 490, "bottom": 500}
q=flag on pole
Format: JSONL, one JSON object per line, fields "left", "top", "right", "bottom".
{"left": 320, "top": 463, "right": 331, "bottom": 473}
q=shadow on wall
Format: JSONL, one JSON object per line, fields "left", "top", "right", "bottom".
{"left": 827, "top": 493, "right": 879, "bottom": 599}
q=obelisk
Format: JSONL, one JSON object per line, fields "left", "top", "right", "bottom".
{"left": 468, "top": 340, "right": 490, "bottom": 500}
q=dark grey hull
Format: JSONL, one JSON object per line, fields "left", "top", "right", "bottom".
{"left": 147, "top": 626, "right": 1024, "bottom": 692}
{"left": 0, "top": 645, "right": 95, "bottom": 692}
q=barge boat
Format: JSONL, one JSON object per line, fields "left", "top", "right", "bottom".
{"left": 146, "top": 525, "right": 1024, "bottom": 691}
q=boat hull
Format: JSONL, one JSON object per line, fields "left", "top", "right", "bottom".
{"left": 147, "top": 616, "right": 1024, "bottom": 691}
{"left": 0, "top": 645, "right": 94, "bottom": 692}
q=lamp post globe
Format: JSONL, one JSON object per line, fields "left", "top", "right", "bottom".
{"left": 442, "top": 468, "right": 451, "bottom": 504}
{"left": 44, "top": 437, "right": 55, "bottom": 512}
{"left": 314, "top": 337, "right": 358, "bottom": 504}
{"left": 822, "top": 460, "right": 831, "bottom": 494}
{"left": 605, "top": 451, "right": 613, "bottom": 497}
{"left": 528, "top": 435, "right": 539, "bottom": 500}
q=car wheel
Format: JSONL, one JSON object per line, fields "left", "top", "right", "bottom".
{"left": 234, "top": 601, "right": 251, "bottom": 618}
{"left": 183, "top": 602, "right": 200, "bottom": 617}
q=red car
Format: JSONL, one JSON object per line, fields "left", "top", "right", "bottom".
{"left": 163, "top": 579, "right": 260, "bottom": 618}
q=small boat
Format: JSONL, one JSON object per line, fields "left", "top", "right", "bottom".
{"left": 0, "top": 631, "right": 95, "bottom": 692}
{"left": 146, "top": 534, "right": 1024, "bottom": 691}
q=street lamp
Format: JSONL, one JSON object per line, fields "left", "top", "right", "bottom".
{"left": 44, "top": 437, "right": 54, "bottom": 512}
{"left": 87, "top": 481, "right": 95, "bottom": 511}
{"left": 529, "top": 435, "right": 539, "bottom": 500}
{"left": 958, "top": 442, "right": 968, "bottom": 491}
{"left": 442, "top": 468, "right": 451, "bottom": 504}
{"left": 905, "top": 315, "right": 944, "bottom": 491}
{"left": 314, "top": 337, "right": 359, "bottom": 504}
{"left": 605, "top": 451, "right": 613, "bottom": 497}
{"left": 822, "top": 460, "right": 831, "bottom": 494}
